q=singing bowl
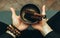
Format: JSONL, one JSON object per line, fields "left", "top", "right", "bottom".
{"left": 20, "top": 4, "right": 42, "bottom": 24}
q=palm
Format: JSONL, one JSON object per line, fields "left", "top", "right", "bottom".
{"left": 32, "top": 5, "right": 47, "bottom": 30}
{"left": 10, "top": 8, "right": 29, "bottom": 31}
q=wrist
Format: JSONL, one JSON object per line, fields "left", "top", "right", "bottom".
{"left": 6, "top": 25, "right": 21, "bottom": 38}
{"left": 39, "top": 23, "right": 53, "bottom": 36}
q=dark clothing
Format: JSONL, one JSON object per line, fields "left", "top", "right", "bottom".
{"left": 0, "top": 30, "right": 44, "bottom": 38}
{"left": 47, "top": 11, "right": 60, "bottom": 33}
{"left": 45, "top": 31, "right": 60, "bottom": 38}
{"left": 0, "top": 31, "right": 60, "bottom": 38}
{"left": 19, "top": 30, "right": 43, "bottom": 38}
{"left": 0, "top": 22, "right": 8, "bottom": 35}
{"left": 0, "top": 11, "right": 60, "bottom": 38}
{"left": 0, "top": 33, "right": 13, "bottom": 38}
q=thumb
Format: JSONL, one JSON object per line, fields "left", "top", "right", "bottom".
{"left": 10, "top": 7, "right": 17, "bottom": 17}
{"left": 42, "top": 18, "right": 48, "bottom": 22}
{"left": 41, "top": 5, "right": 46, "bottom": 16}
{"left": 41, "top": 5, "right": 48, "bottom": 21}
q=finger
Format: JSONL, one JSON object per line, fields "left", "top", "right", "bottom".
{"left": 10, "top": 7, "right": 16, "bottom": 16}
{"left": 42, "top": 18, "right": 48, "bottom": 22}
{"left": 41, "top": 5, "right": 47, "bottom": 20}
{"left": 41, "top": 5, "right": 46, "bottom": 16}
{"left": 9, "top": 25, "right": 12, "bottom": 27}
{"left": 46, "top": 19, "right": 48, "bottom": 21}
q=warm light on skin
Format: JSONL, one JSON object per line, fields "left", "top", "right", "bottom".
{"left": 42, "top": 5, "right": 46, "bottom": 15}
{"left": 9, "top": 5, "right": 53, "bottom": 37}
{"left": 10, "top": 7, "right": 16, "bottom": 16}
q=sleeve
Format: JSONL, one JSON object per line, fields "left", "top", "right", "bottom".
{"left": 0, "top": 33, "right": 13, "bottom": 38}
{"left": 45, "top": 31, "right": 60, "bottom": 38}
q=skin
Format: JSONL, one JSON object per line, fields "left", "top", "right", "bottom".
{"left": 32, "top": 5, "right": 53, "bottom": 36}
{"left": 10, "top": 7, "right": 29, "bottom": 31}
{"left": 10, "top": 5, "right": 53, "bottom": 36}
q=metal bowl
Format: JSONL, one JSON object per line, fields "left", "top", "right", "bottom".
{"left": 20, "top": 4, "right": 42, "bottom": 24}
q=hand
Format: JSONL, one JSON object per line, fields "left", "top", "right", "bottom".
{"left": 32, "top": 5, "right": 53, "bottom": 36}
{"left": 10, "top": 7, "right": 29, "bottom": 31}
